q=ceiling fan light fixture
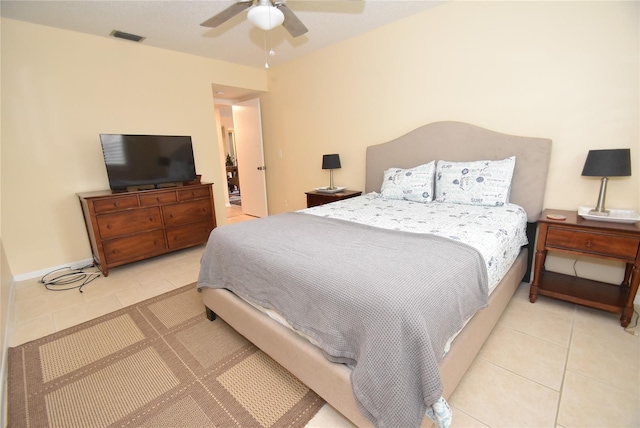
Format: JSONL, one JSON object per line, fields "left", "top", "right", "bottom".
{"left": 247, "top": 4, "right": 284, "bottom": 31}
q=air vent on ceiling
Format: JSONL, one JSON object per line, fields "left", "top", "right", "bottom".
{"left": 109, "top": 30, "right": 145, "bottom": 43}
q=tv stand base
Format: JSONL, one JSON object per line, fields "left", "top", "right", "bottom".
{"left": 124, "top": 182, "right": 184, "bottom": 192}
{"left": 126, "top": 185, "right": 155, "bottom": 192}
{"left": 156, "top": 182, "right": 183, "bottom": 189}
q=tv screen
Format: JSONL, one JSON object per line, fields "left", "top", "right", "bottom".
{"left": 100, "top": 134, "right": 197, "bottom": 190}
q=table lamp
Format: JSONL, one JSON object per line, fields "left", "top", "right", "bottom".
{"left": 581, "top": 148, "right": 631, "bottom": 216}
{"left": 322, "top": 154, "right": 341, "bottom": 190}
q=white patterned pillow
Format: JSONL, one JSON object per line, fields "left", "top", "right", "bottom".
{"left": 435, "top": 156, "right": 516, "bottom": 206}
{"left": 381, "top": 161, "right": 435, "bottom": 203}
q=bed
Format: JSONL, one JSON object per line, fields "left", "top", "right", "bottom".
{"left": 198, "top": 121, "right": 552, "bottom": 427}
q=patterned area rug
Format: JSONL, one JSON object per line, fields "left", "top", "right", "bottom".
{"left": 8, "top": 284, "right": 324, "bottom": 427}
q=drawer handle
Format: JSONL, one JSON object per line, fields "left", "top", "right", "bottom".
{"left": 586, "top": 240, "right": 593, "bottom": 247}
{"left": 149, "top": 217, "right": 154, "bottom": 222}
{"left": 113, "top": 202, "right": 120, "bottom": 207}
{"left": 170, "top": 214, "right": 175, "bottom": 218}
{"left": 156, "top": 197, "right": 162, "bottom": 202}
{"left": 106, "top": 225, "right": 113, "bottom": 229}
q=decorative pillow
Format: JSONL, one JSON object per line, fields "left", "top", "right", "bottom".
{"left": 380, "top": 161, "right": 435, "bottom": 203}
{"left": 435, "top": 156, "right": 516, "bottom": 206}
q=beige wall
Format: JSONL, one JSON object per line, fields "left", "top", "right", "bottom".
{"left": 1, "top": 18, "right": 267, "bottom": 276}
{"left": 1, "top": 1, "right": 639, "bottom": 286}
{"left": 262, "top": 1, "right": 639, "bottom": 215}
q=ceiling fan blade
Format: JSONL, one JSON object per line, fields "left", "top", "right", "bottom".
{"left": 200, "top": 1, "right": 254, "bottom": 28}
{"left": 274, "top": 3, "right": 308, "bottom": 37}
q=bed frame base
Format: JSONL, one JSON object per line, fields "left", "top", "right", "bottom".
{"left": 201, "top": 251, "right": 527, "bottom": 427}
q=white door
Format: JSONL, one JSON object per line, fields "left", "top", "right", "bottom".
{"left": 232, "top": 98, "right": 268, "bottom": 217}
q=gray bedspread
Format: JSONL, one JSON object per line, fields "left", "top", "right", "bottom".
{"left": 197, "top": 212, "right": 488, "bottom": 428}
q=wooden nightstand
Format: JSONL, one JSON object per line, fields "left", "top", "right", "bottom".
{"left": 530, "top": 209, "right": 640, "bottom": 327}
{"left": 305, "top": 190, "right": 362, "bottom": 208}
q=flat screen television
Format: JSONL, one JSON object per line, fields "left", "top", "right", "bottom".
{"left": 99, "top": 134, "right": 197, "bottom": 190}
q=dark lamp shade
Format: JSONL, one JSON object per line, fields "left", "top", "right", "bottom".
{"left": 322, "top": 154, "right": 341, "bottom": 170}
{"left": 581, "top": 149, "right": 631, "bottom": 177}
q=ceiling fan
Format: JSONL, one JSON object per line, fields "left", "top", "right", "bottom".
{"left": 200, "top": 0, "right": 308, "bottom": 38}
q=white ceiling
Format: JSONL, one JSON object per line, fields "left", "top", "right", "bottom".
{"left": 1, "top": 0, "right": 443, "bottom": 70}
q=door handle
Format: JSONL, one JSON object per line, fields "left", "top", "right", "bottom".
{"left": 257, "top": 166, "right": 267, "bottom": 171}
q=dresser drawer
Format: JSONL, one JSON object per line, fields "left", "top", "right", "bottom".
{"left": 103, "top": 230, "right": 167, "bottom": 264}
{"left": 163, "top": 199, "right": 213, "bottom": 226}
{"left": 166, "top": 220, "right": 214, "bottom": 250}
{"left": 139, "top": 191, "right": 177, "bottom": 206}
{"left": 93, "top": 196, "right": 139, "bottom": 213}
{"left": 178, "top": 187, "right": 210, "bottom": 201}
{"left": 97, "top": 207, "right": 163, "bottom": 239}
{"left": 546, "top": 227, "right": 640, "bottom": 260}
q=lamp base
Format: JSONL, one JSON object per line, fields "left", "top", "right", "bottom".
{"left": 589, "top": 177, "right": 610, "bottom": 217}
{"left": 315, "top": 186, "right": 346, "bottom": 194}
{"left": 588, "top": 209, "right": 610, "bottom": 216}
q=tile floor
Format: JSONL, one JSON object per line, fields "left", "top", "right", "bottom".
{"left": 8, "top": 204, "right": 640, "bottom": 427}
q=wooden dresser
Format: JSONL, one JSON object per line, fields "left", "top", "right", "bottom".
{"left": 78, "top": 183, "right": 216, "bottom": 276}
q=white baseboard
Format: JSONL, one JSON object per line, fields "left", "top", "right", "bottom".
{"left": 12, "top": 258, "right": 94, "bottom": 283}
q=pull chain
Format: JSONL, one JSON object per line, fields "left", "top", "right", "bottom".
{"left": 264, "top": 6, "right": 275, "bottom": 68}
{"left": 264, "top": 31, "right": 269, "bottom": 69}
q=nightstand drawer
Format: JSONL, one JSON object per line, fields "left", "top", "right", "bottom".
{"left": 546, "top": 227, "right": 639, "bottom": 260}
{"left": 305, "top": 190, "right": 362, "bottom": 208}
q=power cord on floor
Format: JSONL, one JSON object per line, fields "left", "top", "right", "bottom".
{"left": 40, "top": 264, "right": 101, "bottom": 292}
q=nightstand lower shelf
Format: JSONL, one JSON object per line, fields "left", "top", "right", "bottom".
{"left": 532, "top": 271, "right": 629, "bottom": 314}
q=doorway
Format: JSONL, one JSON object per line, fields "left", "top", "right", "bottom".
{"left": 214, "top": 96, "right": 268, "bottom": 219}
{"left": 216, "top": 104, "right": 238, "bottom": 204}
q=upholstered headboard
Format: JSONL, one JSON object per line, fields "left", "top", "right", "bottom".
{"left": 365, "top": 121, "right": 552, "bottom": 223}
